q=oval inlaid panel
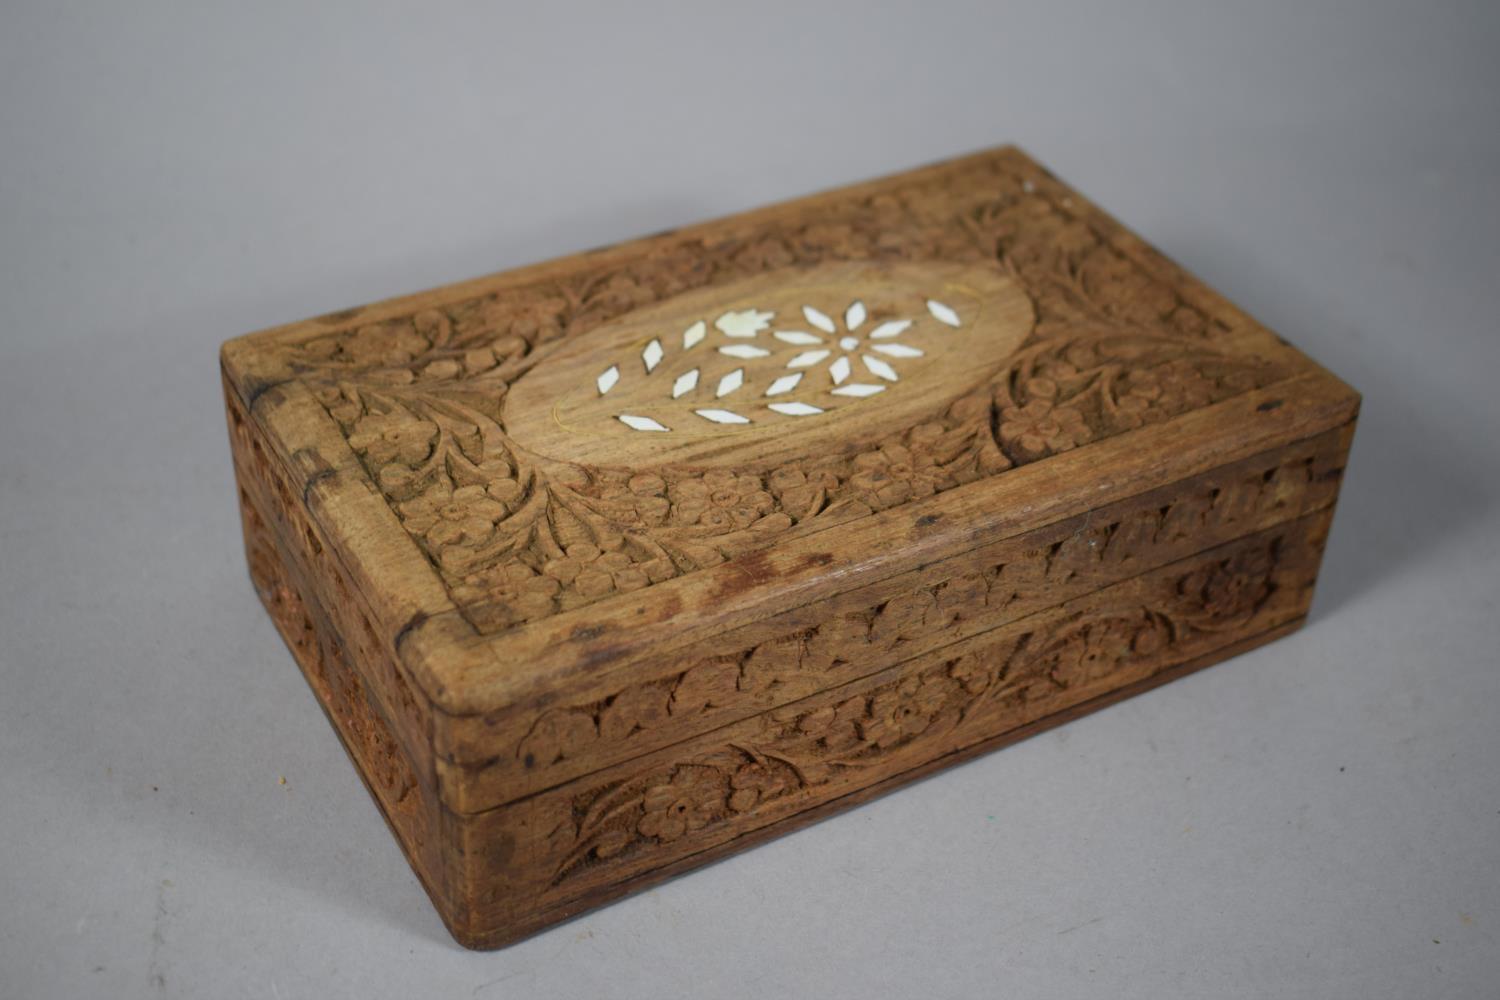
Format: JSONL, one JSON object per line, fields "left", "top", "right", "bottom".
{"left": 504, "top": 261, "right": 1034, "bottom": 468}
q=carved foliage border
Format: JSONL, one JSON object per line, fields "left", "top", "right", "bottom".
{"left": 504, "top": 522, "right": 1308, "bottom": 900}
{"left": 266, "top": 156, "right": 1286, "bottom": 633}
{"left": 489, "top": 437, "right": 1340, "bottom": 796}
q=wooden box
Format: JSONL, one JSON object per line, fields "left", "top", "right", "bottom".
{"left": 221, "top": 146, "right": 1358, "bottom": 949}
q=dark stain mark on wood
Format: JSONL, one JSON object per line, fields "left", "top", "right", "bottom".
{"left": 394, "top": 611, "right": 429, "bottom": 651}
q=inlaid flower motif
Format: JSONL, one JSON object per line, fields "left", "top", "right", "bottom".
{"left": 637, "top": 766, "right": 724, "bottom": 842}
{"left": 603, "top": 293, "right": 963, "bottom": 430}
{"left": 772, "top": 299, "right": 935, "bottom": 399}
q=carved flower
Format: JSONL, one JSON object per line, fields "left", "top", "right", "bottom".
{"left": 1044, "top": 618, "right": 1143, "bottom": 690}
{"left": 346, "top": 409, "right": 437, "bottom": 466}
{"left": 1180, "top": 545, "right": 1275, "bottom": 623}
{"left": 848, "top": 443, "right": 940, "bottom": 510}
{"left": 1113, "top": 362, "right": 1218, "bottom": 428}
{"left": 542, "top": 542, "right": 654, "bottom": 600}
{"left": 457, "top": 561, "right": 560, "bottom": 623}
{"left": 341, "top": 321, "right": 429, "bottom": 366}
{"left": 793, "top": 695, "right": 866, "bottom": 751}
{"left": 858, "top": 675, "right": 951, "bottom": 750}
{"left": 731, "top": 236, "right": 796, "bottom": 273}
{"left": 767, "top": 465, "right": 840, "bottom": 521}
{"left": 637, "top": 766, "right": 724, "bottom": 843}
{"left": 399, "top": 484, "right": 507, "bottom": 547}
{"left": 727, "top": 761, "right": 793, "bottom": 813}
{"left": 590, "top": 273, "right": 656, "bottom": 316}
{"left": 507, "top": 296, "right": 568, "bottom": 342}
{"left": 998, "top": 393, "right": 1090, "bottom": 460}
{"left": 670, "top": 471, "right": 774, "bottom": 532}
{"left": 595, "top": 473, "right": 672, "bottom": 526}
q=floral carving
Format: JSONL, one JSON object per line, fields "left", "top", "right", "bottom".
{"left": 998, "top": 390, "right": 1091, "bottom": 460}
{"left": 266, "top": 154, "right": 1283, "bottom": 633}
{"left": 858, "top": 675, "right": 950, "bottom": 749}
{"left": 503, "top": 440, "right": 1337, "bottom": 798}
{"left": 636, "top": 766, "right": 724, "bottom": 843}
{"left": 728, "top": 761, "right": 793, "bottom": 814}
{"left": 545, "top": 532, "right": 1293, "bottom": 882}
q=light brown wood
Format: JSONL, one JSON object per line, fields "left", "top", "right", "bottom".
{"left": 221, "top": 145, "right": 1359, "bottom": 948}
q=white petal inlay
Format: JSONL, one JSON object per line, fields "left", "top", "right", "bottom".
{"left": 829, "top": 355, "right": 852, "bottom": 384}
{"left": 695, "top": 408, "right": 750, "bottom": 425}
{"left": 765, "top": 372, "right": 803, "bottom": 396}
{"left": 926, "top": 299, "right": 961, "bottom": 327}
{"left": 672, "top": 368, "right": 699, "bottom": 398}
{"left": 869, "top": 319, "right": 912, "bottom": 339}
{"left": 768, "top": 401, "right": 824, "bottom": 416}
{"left": 715, "top": 309, "right": 774, "bottom": 338}
{"left": 596, "top": 288, "right": 960, "bottom": 434}
{"left": 802, "top": 305, "right": 836, "bottom": 333}
{"left": 718, "top": 344, "right": 771, "bottom": 359}
{"left": 618, "top": 414, "right": 669, "bottom": 432}
{"left": 716, "top": 368, "right": 744, "bottom": 398}
{"left": 863, "top": 355, "right": 899, "bottom": 381}
{"left": 845, "top": 300, "right": 867, "bottom": 330}
{"left": 831, "top": 383, "right": 885, "bottom": 398}
{"left": 786, "top": 349, "right": 830, "bottom": 368}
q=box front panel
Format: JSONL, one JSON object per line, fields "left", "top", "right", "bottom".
{"left": 438, "top": 424, "right": 1352, "bottom": 811}
{"left": 449, "top": 511, "right": 1333, "bottom": 946}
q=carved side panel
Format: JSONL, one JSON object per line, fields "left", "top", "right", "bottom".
{"left": 451, "top": 512, "right": 1330, "bottom": 946}
{"left": 226, "top": 384, "right": 449, "bottom": 906}
{"left": 226, "top": 382, "right": 433, "bottom": 766}
{"left": 438, "top": 425, "right": 1350, "bottom": 809}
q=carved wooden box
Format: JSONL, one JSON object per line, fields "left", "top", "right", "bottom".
{"left": 221, "top": 146, "right": 1358, "bottom": 949}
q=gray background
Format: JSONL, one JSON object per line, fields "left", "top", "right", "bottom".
{"left": 2, "top": 1, "right": 1497, "bottom": 997}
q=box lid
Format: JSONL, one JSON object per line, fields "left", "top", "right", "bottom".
{"left": 222, "top": 146, "right": 1358, "bottom": 729}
